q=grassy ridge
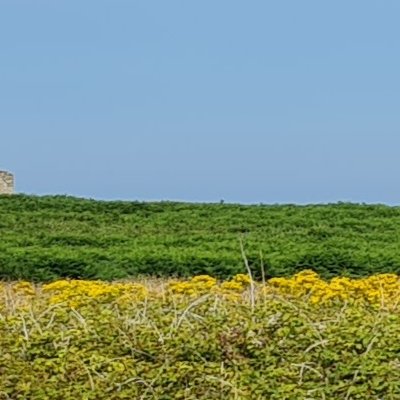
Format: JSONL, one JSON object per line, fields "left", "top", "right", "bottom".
{"left": 2, "top": 195, "right": 400, "bottom": 281}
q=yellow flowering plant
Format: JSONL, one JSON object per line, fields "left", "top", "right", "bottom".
{"left": 3, "top": 271, "right": 400, "bottom": 398}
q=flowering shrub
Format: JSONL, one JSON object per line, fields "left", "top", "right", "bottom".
{"left": 3, "top": 271, "right": 400, "bottom": 309}
{"left": 267, "top": 269, "right": 400, "bottom": 306}
{"left": 2, "top": 271, "right": 400, "bottom": 398}
{"left": 42, "top": 280, "right": 148, "bottom": 307}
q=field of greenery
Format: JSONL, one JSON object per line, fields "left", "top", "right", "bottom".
{"left": 2, "top": 271, "right": 400, "bottom": 399}
{"left": 3, "top": 196, "right": 400, "bottom": 398}
{"left": 2, "top": 195, "right": 400, "bottom": 281}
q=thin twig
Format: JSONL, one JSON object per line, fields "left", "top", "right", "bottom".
{"left": 239, "top": 236, "right": 255, "bottom": 311}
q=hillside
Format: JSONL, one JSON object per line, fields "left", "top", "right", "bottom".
{"left": 1, "top": 195, "right": 400, "bottom": 281}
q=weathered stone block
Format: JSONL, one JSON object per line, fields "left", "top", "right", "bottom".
{"left": 0, "top": 171, "right": 14, "bottom": 194}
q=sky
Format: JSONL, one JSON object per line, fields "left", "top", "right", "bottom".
{"left": 1, "top": 1, "right": 399, "bottom": 204}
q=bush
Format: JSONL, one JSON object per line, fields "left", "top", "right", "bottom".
{"left": 2, "top": 195, "right": 400, "bottom": 280}
{"left": 2, "top": 277, "right": 400, "bottom": 399}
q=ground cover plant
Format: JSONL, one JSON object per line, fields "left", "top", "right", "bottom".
{"left": 2, "top": 271, "right": 400, "bottom": 399}
{"left": 2, "top": 195, "right": 400, "bottom": 280}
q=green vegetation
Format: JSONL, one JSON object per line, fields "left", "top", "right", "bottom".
{"left": 2, "top": 289, "right": 400, "bottom": 399}
{"left": 2, "top": 195, "right": 400, "bottom": 281}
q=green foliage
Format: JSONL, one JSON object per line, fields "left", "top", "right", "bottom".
{"left": 1, "top": 296, "right": 400, "bottom": 399}
{"left": 2, "top": 195, "right": 400, "bottom": 280}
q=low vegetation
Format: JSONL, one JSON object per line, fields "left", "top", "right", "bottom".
{"left": 2, "top": 271, "right": 400, "bottom": 399}
{"left": 3, "top": 196, "right": 399, "bottom": 398}
{"left": 2, "top": 195, "right": 400, "bottom": 280}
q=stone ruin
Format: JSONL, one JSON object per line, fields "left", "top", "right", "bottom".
{"left": 0, "top": 171, "right": 14, "bottom": 194}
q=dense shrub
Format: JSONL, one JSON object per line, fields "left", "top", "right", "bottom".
{"left": 2, "top": 195, "right": 400, "bottom": 280}
{"left": 2, "top": 276, "right": 400, "bottom": 399}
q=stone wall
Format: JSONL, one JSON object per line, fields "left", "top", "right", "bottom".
{"left": 0, "top": 171, "right": 15, "bottom": 194}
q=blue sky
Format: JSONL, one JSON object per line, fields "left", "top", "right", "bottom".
{"left": 1, "top": 1, "right": 399, "bottom": 204}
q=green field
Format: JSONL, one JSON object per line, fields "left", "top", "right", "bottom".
{"left": 2, "top": 195, "right": 400, "bottom": 281}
